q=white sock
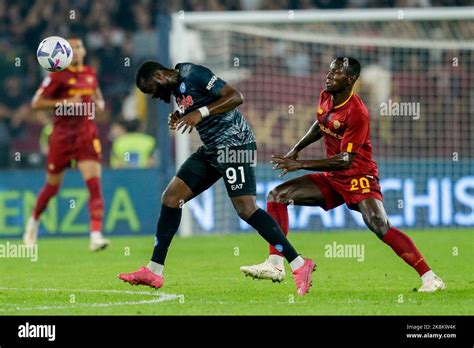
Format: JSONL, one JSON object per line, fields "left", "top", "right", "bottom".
{"left": 268, "top": 255, "right": 284, "bottom": 269}
{"left": 147, "top": 261, "right": 164, "bottom": 276}
{"left": 90, "top": 232, "right": 103, "bottom": 241}
{"left": 289, "top": 256, "right": 305, "bottom": 271}
{"left": 421, "top": 270, "right": 436, "bottom": 282}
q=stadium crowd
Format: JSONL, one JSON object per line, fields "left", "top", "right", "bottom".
{"left": 0, "top": 0, "right": 471, "bottom": 168}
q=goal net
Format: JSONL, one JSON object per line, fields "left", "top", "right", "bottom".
{"left": 171, "top": 8, "right": 474, "bottom": 235}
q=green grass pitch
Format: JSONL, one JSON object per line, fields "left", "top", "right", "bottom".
{"left": 0, "top": 229, "right": 472, "bottom": 315}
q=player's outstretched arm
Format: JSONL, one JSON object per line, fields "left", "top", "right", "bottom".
{"left": 291, "top": 120, "right": 323, "bottom": 155}
{"left": 271, "top": 152, "right": 356, "bottom": 177}
{"left": 31, "top": 90, "right": 81, "bottom": 110}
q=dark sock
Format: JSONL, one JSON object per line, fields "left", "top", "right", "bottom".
{"left": 151, "top": 205, "right": 182, "bottom": 265}
{"left": 245, "top": 208, "right": 298, "bottom": 263}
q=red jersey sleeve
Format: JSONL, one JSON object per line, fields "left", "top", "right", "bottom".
{"left": 38, "top": 73, "right": 63, "bottom": 98}
{"left": 340, "top": 107, "right": 369, "bottom": 154}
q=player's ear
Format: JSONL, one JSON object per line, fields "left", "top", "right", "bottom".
{"left": 153, "top": 70, "right": 165, "bottom": 82}
{"left": 348, "top": 74, "right": 357, "bottom": 86}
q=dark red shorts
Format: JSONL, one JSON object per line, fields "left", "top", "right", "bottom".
{"left": 47, "top": 125, "right": 102, "bottom": 174}
{"left": 306, "top": 173, "right": 383, "bottom": 211}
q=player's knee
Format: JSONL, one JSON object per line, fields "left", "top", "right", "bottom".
{"left": 237, "top": 208, "right": 256, "bottom": 221}
{"left": 234, "top": 202, "right": 258, "bottom": 221}
{"left": 267, "top": 187, "right": 288, "bottom": 204}
{"left": 161, "top": 189, "right": 182, "bottom": 208}
{"left": 365, "top": 213, "right": 389, "bottom": 237}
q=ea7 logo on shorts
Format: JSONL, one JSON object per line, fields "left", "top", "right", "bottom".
{"left": 231, "top": 184, "right": 243, "bottom": 190}
{"left": 206, "top": 75, "right": 218, "bottom": 90}
{"left": 18, "top": 322, "right": 56, "bottom": 341}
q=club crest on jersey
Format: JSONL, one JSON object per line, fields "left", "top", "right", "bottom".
{"left": 333, "top": 120, "right": 341, "bottom": 129}
{"left": 179, "top": 82, "right": 186, "bottom": 93}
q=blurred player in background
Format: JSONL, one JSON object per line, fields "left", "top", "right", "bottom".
{"left": 23, "top": 38, "right": 110, "bottom": 252}
{"left": 109, "top": 119, "right": 156, "bottom": 168}
{"left": 241, "top": 57, "right": 445, "bottom": 292}
{"left": 119, "top": 61, "right": 316, "bottom": 295}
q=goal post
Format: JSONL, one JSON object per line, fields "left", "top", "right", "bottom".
{"left": 171, "top": 7, "right": 474, "bottom": 237}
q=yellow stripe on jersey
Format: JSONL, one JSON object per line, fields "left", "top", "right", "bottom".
{"left": 347, "top": 143, "right": 353, "bottom": 152}
{"left": 334, "top": 91, "right": 353, "bottom": 109}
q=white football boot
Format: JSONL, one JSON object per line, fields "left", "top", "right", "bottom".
{"left": 89, "top": 233, "right": 110, "bottom": 252}
{"left": 240, "top": 259, "right": 285, "bottom": 283}
{"left": 23, "top": 217, "right": 39, "bottom": 246}
{"left": 418, "top": 272, "right": 446, "bottom": 292}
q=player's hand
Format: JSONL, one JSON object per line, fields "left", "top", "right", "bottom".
{"left": 284, "top": 148, "right": 299, "bottom": 160}
{"left": 168, "top": 110, "right": 181, "bottom": 131}
{"left": 270, "top": 155, "right": 303, "bottom": 177}
{"left": 176, "top": 110, "right": 203, "bottom": 134}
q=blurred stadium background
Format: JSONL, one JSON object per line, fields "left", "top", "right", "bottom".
{"left": 0, "top": 0, "right": 473, "bottom": 238}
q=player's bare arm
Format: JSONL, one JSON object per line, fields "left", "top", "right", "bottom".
{"left": 176, "top": 83, "right": 244, "bottom": 133}
{"left": 93, "top": 86, "right": 105, "bottom": 113}
{"left": 271, "top": 152, "right": 356, "bottom": 177}
{"left": 293, "top": 120, "right": 323, "bottom": 154}
{"left": 281, "top": 120, "right": 323, "bottom": 161}
{"left": 31, "top": 88, "right": 81, "bottom": 110}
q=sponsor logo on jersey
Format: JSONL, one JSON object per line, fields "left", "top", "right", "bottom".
{"left": 206, "top": 75, "right": 218, "bottom": 90}
{"left": 317, "top": 106, "right": 324, "bottom": 115}
{"left": 176, "top": 95, "right": 194, "bottom": 112}
{"left": 179, "top": 82, "right": 186, "bottom": 93}
{"left": 319, "top": 123, "right": 343, "bottom": 140}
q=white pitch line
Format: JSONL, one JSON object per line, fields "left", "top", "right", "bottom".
{"left": 0, "top": 287, "right": 182, "bottom": 312}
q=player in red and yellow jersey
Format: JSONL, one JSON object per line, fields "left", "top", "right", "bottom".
{"left": 23, "top": 38, "right": 110, "bottom": 252}
{"left": 241, "top": 57, "right": 445, "bottom": 292}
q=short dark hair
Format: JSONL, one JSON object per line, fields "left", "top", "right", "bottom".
{"left": 335, "top": 57, "right": 361, "bottom": 79}
{"left": 135, "top": 61, "right": 167, "bottom": 87}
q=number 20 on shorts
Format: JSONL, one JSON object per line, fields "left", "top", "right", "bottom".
{"left": 350, "top": 177, "right": 371, "bottom": 193}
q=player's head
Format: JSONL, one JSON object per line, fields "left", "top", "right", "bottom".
{"left": 135, "top": 61, "right": 175, "bottom": 103}
{"left": 325, "top": 57, "right": 360, "bottom": 94}
{"left": 68, "top": 37, "right": 86, "bottom": 66}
